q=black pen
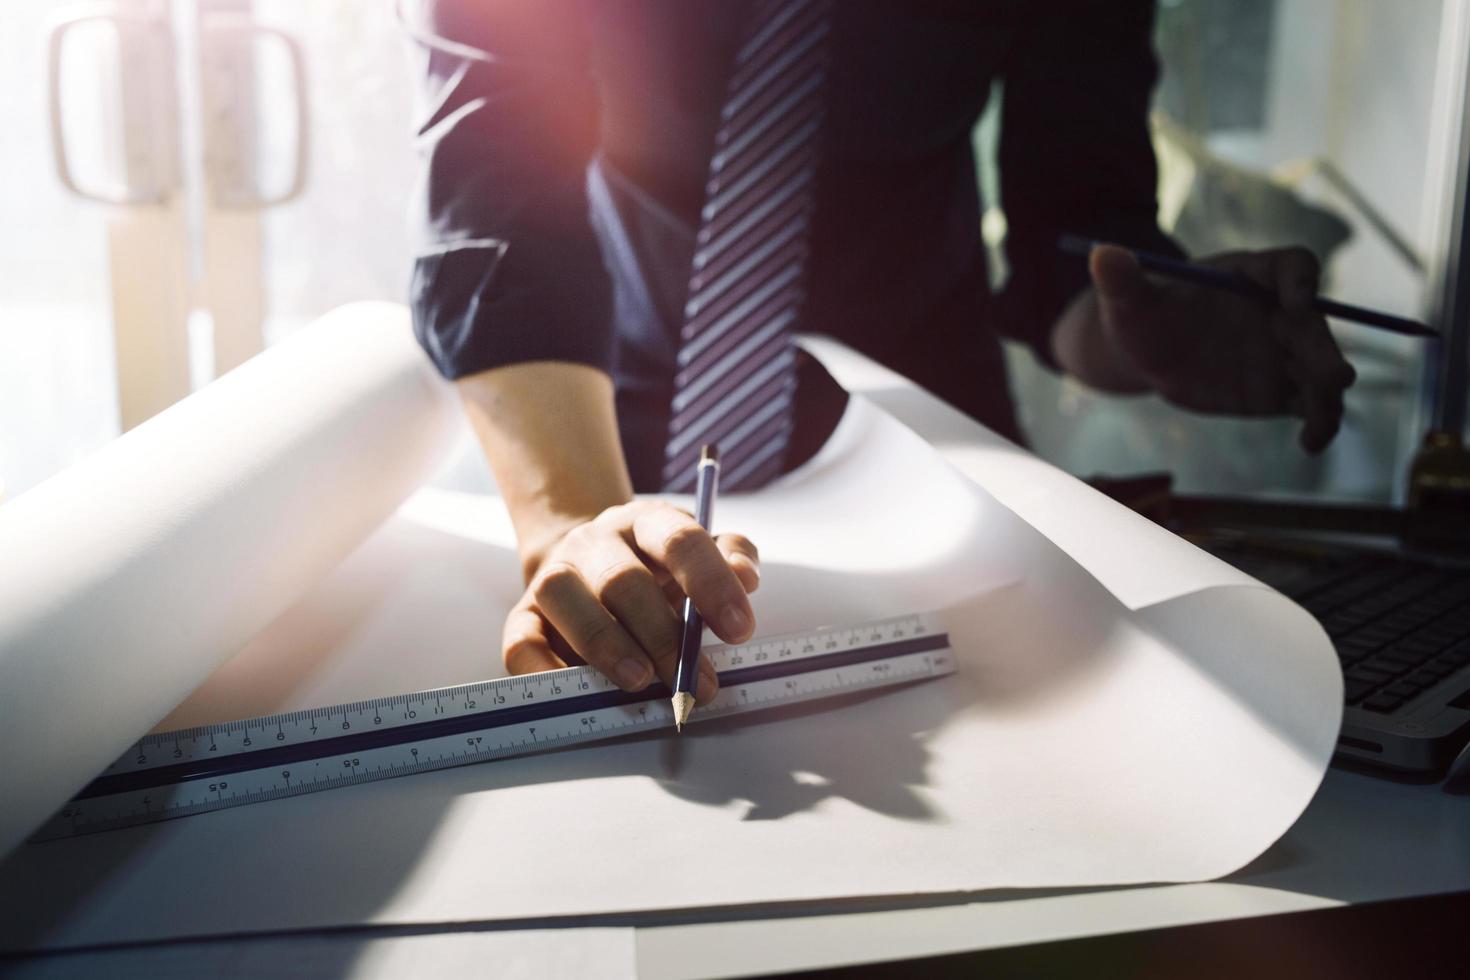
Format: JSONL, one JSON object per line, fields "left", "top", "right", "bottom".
{"left": 1058, "top": 234, "right": 1438, "bottom": 339}
{"left": 672, "top": 444, "right": 720, "bottom": 732}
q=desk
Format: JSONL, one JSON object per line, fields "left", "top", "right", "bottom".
{"left": 6, "top": 340, "right": 1470, "bottom": 979}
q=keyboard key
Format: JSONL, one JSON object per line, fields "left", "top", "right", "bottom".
{"left": 1370, "top": 647, "right": 1423, "bottom": 665}
{"left": 1346, "top": 665, "right": 1394, "bottom": 685}
{"left": 1360, "top": 657, "right": 1412, "bottom": 678}
{"left": 1381, "top": 612, "right": 1428, "bottom": 633}
{"left": 1396, "top": 637, "right": 1443, "bottom": 657}
{"left": 1384, "top": 681, "right": 1422, "bottom": 699}
{"left": 1339, "top": 631, "right": 1388, "bottom": 654}
{"left": 1343, "top": 678, "right": 1377, "bottom": 703}
{"left": 1405, "top": 669, "right": 1442, "bottom": 689}
{"left": 1361, "top": 693, "right": 1405, "bottom": 713}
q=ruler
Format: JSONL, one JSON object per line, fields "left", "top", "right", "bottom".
{"left": 36, "top": 612, "right": 953, "bottom": 841}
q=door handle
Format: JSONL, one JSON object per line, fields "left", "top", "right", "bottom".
{"left": 47, "top": 3, "right": 178, "bottom": 206}
{"left": 200, "top": 12, "right": 310, "bottom": 209}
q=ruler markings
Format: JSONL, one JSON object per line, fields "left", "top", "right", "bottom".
{"left": 37, "top": 615, "right": 951, "bottom": 840}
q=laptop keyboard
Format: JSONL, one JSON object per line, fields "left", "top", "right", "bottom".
{"left": 1202, "top": 540, "right": 1470, "bottom": 714}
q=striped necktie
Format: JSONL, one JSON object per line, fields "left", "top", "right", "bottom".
{"left": 662, "top": 0, "right": 832, "bottom": 493}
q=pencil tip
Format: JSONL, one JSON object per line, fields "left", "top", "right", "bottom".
{"left": 671, "top": 692, "right": 694, "bottom": 730}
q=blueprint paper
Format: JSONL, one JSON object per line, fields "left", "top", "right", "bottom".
{"left": 0, "top": 304, "right": 460, "bottom": 857}
{"left": 0, "top": 335, "right": 1340, "bottom": 950}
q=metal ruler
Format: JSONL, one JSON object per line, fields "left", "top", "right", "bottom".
{"left": 36, "top": 612, "right": 953, "bottom": 841}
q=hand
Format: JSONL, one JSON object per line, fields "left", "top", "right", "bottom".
{"left": 1077, "top": 244, "right": 1357, "bottom": 453}
{"left": 502, "top": 500, "right": 760, "bottom": 704}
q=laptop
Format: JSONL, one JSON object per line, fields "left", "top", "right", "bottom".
{"left": 1088, "top": 435, "right": 1470, "bottom": 779}
{"left": 1182, "top": 515, "right": 1470, "bottom": 776}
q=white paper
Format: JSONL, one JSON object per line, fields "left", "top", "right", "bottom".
{"left": 798, "top": 335, "right": 1264, "bottom": 609}
{"left": 0, "top": 303, "right": 460, "bottom": 857}
{"left": 0, "top": 374, "right": 1341, "bottom": 951}
{"left": 0, "top": 928, "right": 636, "bottom": 980}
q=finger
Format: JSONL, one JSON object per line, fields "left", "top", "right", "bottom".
{"left": 1274, "top": 312, "right": 1356, "bottom": 398}
{"left": 1270, "top": 246, "right": 1321, "bottom": 316}
{"left": 1088, "top": 244, "right": 1159, "bottom": 324}
{"left": 1267, "top": 307, "right": 1354, "bottom": 452}
{"left": 530, "top": 561, "right": 655, "bottom": 691}
{"left": 1286, "top": 357, "right": 1345, "bottom": 454}
{"left": 716, "top": 532, "right": 760, "bottom": 593}
{"left": 582, "top": 538, "right": 683, "bottom": 675}
{"left": 696, "top": 653, "right": 720, "bottom": 706}
{"left": 631, "top": 505, "right": 756, "bottom": 643}
{"left": 502, "top": 603, "right": 566, "bottom": 675}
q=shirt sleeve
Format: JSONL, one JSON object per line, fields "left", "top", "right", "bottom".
{"left": 403, "top": 0, "right": 612, "bottom": 380}
{"left": 992, "top": 0, "right": 1184, "bottom": 371}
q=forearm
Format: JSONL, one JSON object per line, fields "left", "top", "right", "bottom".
{"left": 457, "top": 361, "right": 634, "bottom": 580}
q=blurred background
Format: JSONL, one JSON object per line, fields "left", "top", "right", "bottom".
{"left": 1, "top": 0, "right": 1466, "bottom": 503}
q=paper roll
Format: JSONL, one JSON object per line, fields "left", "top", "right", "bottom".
{"left": 0, "top": 303, "right": 459, "bottom": 855}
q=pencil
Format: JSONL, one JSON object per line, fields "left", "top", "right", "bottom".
{"left": 671, "top": 444, "right": 721, "bottom": 731}
{"left": 1058, "top": 234, "right": 1438, "bottom": 339}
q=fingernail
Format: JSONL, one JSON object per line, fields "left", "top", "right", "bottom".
{"left": 721, "top": 605, "right": 750, "bottom": 638}
{"left": 614, "top": 657, "right": 651, "bottom": 690}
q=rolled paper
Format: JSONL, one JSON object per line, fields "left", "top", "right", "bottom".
{"left": 0, "top": 303, "right": 460, "bottom": 854}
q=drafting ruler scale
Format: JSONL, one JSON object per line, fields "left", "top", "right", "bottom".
{"left": 37, "top": 612, "right": 953, "bottom": 841}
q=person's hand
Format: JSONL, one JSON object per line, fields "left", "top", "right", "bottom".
{"left": 1081, "top": 244, "right": 1357, "bottom": 453}
{"left": 502, "top": 500, "right": 760, "bottom": 704}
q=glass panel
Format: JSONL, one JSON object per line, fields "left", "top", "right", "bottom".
{"left": 250, "top": 0, "right": 415, "bottom": 343}
{"left": 999, "top": 0, "right": 1448, "bottom": 504}
{"left": 0, "top": 1, "right": 122, "bottom": 499}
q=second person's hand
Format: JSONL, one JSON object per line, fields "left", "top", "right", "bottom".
{"left": 501, "top": 499, "right": 761, "bottom": 704}
{"left": 1087, "top": 243, "right": 1357, "bottom": 453}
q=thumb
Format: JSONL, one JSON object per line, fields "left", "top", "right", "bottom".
{"left": 1088, "top": 244, "right": 1155, "bottom": 321}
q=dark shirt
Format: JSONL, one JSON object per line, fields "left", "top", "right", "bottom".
{"left": 404, "top": 0, "right": 1179, "bottom": 489}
